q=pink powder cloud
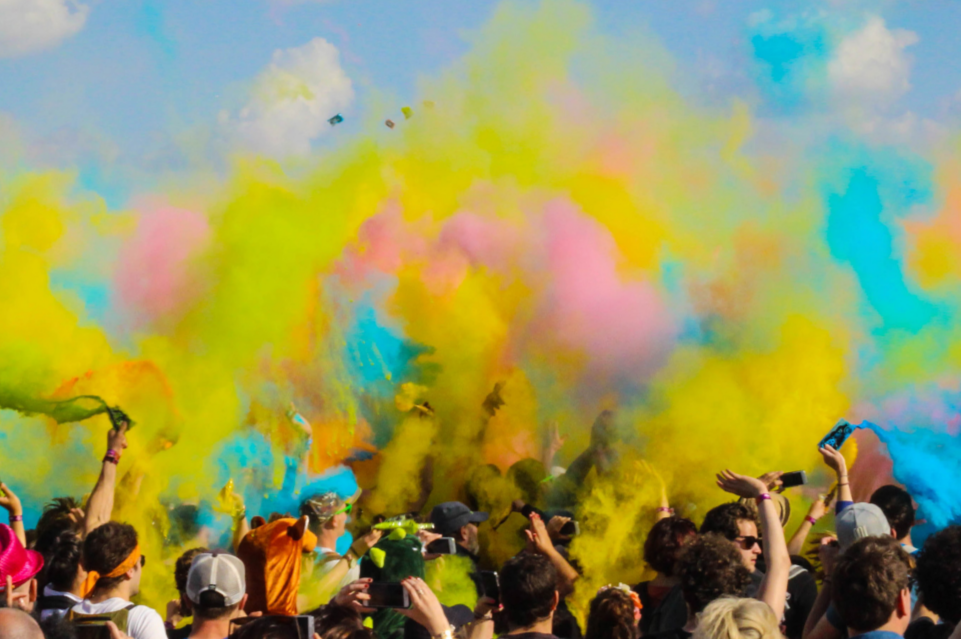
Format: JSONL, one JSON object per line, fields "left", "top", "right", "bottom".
{"left": 116, "top": 204, "right": 210, "bottom": 324}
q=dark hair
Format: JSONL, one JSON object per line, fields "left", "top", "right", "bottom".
{"left": 40, "top": 614, "right": 78, "bottom": 639}
{"left": 499, "top": 553, "right": 558, "bottom": 629}
{"left": 676, "top": 534, "right": 751, "bottom": 614}
{"left": 832, "top": 536, "right": 911, "bottom": 632}
{"left": 35, "top": 497, "right": 81, "bottom": 554}
{"left": 231, "top": 615, "right": 313, "bottom": 639}
{"left": 585, "top": 588, "right": 638, "bottom": 639}
{"left": 915, "top": 525, "right": 961, "bottom": 625}
{"left": 700, "top": 503, "right": 756, "bottom": 541}
{"left": 174, "top": 547, "right": 209, "bottom": 594}
{"left": 82, "top": 522, "right": 139, "bottom": 592}
{"left": 45, "top": 531, "right": 83, "bottom": 592}
{"left": 193, "top": 590, "right": 240, "bottom": 621}
{"left": 870, "top": 485, "right": 915, "bottom": 540}
{"left": 311, "top": 603, "right": 370, "bottom": 639}
{"left": 644, "top": 517, "right": 697, "bottom": 576}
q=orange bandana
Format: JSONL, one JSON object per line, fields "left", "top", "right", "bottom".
{"left": 80, "top": 544, "right": 141, "bottom": 598}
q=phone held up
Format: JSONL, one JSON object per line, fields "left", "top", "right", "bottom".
{"left": 425, "top": 537, "right": 457, "bottom": 555}
{"left": 480, "top": 570, "right": 500, "bottom": 604}
{"left": 819, "top": 419, "right": 855, "bottom": 451}
{"left": 779, "top": 470, "right": 807, "bottom": 488}
{"left": 366, "top": 582, "right": 412, "bottom": 609}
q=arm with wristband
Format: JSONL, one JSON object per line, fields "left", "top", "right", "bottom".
{"left": 0, "top": 482, "right": 26, "bottom": 547}
{"left": 716, "top": 469, "right": 791, "bottom": 621}
{"left": 84, "top": 421, "right": 128, "bottom": 537}
{"left": 787, "top": 494, "right": 829, "bottom": 556}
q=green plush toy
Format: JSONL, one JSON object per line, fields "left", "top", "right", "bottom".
{"left": 360, "top": 535, "right": 426, "bottom": 639}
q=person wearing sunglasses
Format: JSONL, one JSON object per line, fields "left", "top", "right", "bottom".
{"left": 300, "top": 492, "right": 383, "bottom": 600}
{"left": 68, "top": 521, "right": 167, "bottom": 639}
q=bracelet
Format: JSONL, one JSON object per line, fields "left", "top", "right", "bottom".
{"left": 431, "top": 625, "right": 455, "bottom": 639}
{"left": 755, "top": 493, "right": 772, "bottom": 503}
{"left": 656, "top": 507, "right": 674, "bottom": 513}
{"left": 806, "top": 516, "right": 817, "bottom": 525}
{"left": 9, "top": 515, "right": 22, "bottom": 523}
{"left": 103, "top": 453, "right": 120, "bottom": 465}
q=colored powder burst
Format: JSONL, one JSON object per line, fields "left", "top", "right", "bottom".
{"left": 3, "top": 0, "right": 961, "bottom": 616}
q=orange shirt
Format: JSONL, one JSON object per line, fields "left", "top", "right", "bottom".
{"left": 238, "top": 518, "right": 317, "bottom": 615}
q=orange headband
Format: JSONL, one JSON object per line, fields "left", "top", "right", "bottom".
{"left": 80, "top": 544, "right": 141, "bottom": 598}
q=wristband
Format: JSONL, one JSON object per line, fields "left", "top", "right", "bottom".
{"left": 806, "top": 516, "right": 817, "bottom": 525}
{"left": 755, "top": 493, "right": 772, "bottom": 503}
{"left": 9, "top": 515, "right": 22, "bottom": 523}
{"left": 104, "top": 449, "right": 121, "bottom": 464}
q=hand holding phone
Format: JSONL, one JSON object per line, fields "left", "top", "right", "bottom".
{"left": 779, "top": 470, "right": 807, "bottom": 489}
{"left": 819, "top": 420, "right": 854, "bottom": 451}
{"left": 480, "top": 571, "right": 500, "bottom": 604}
{"left": 366, "top": 582, "right": 411, "bottom": 609}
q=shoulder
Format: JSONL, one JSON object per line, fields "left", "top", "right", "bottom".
{"left": 127, "top": 605, "right": 167, "bottom": 639}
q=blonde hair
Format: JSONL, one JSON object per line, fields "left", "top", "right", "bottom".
{"left": 693, "top": 597, "right": 782, "bottom": 639}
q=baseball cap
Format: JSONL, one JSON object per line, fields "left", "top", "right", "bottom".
{"left": 836, "top": 503, "right": 891, "bottom": 552}
{"left": 429, "top": 502, "right": 489, "bottom": 536}
{"left": 186, "top": 552, "right": 246, "bottom": 607}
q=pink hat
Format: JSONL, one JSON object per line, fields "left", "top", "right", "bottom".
{"left": 0, "top": 524, "right": 43, "bottom": 589}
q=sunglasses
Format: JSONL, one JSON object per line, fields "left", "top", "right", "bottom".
{"left": 333, "top": 502, "right": 353, "bottom": 516}
{"left": 735, "top": 536, "right": 761, "bottom": 550}
{"left": 140, "top": 555, "right": 146, "bottom": 568}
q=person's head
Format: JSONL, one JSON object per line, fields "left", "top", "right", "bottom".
{"left": 700, "top": 503, "right": 761, "bottom": 571}
{"left": 914, "top": 525, "right": 961, "bottom": 626}
{"left": 585, "top": 587, "right": 641, "bottom": 639}
{"left": 0, "top": 524, "right": 43, "bottom": 614}
{"left": 34, "top": 497, "right": 82, "bottom": 555}
{"left": 174, "top": 547, "right": 209, "bottom": 616}
{"left": 692, "top": 597, "right": 781, "bottom": 639}
{"left": 832, "top": 536, "right": 912, "bottom": 635}
{"left": 0, "top": 608, "right": 44, "bottom": 639}
{"left": 230, "top": 615, "right": 313, "bottom": 639}
{"left": 429, "top": 502, "right": 488, "bottom": 555}
{"left": 81, "top": 522, "right": 142, "bottom": 598}
{"left": 870, "top": 485, "right": 915, "bottom": 542}
{"left": 676, "top": 534, "right": 752, "bottom": 616}
{"left": 312, "top": 601, "right": 374, "bottom": 639}
{"left": 186, "top": 552, "right": 247, "bottom": 622}
{"left": 499, "top": 553, "right": 559, "bottom": 631}
{"left": 300, "top": 492, "right": 354, "bottom": 537}
{"left": 644, "top": 517, "right": 698, "bottom": 577}
{"left": 835, "top": 503, "right": 891, "bottom": 552}
{"left": 44, "top": 531, "right": 85, "bottom": 594}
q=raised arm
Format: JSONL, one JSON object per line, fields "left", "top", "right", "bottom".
{"left": 527, "top": 512, "right": 579, "bottom": 597}
{"left": 717, "top": 470, "right": 790, "bottom": 621}
{"left": 0, "top": 483, "right": 26, "bottom": 547}
{"left": 84, "top": 422, "right": 128, "bottom": 536}
{"left": 788, "top": 495, "right": 829, "bottom": 556}
{"left": 819, "top": 446, "right": 853, "bottom": 509}
{"left": 802, "top": 537, "right": 842, "bottom": 639}
{"left": 541, "top": 421, "right": 565, "bottom": 471}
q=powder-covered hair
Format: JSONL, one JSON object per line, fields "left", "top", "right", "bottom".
{"left": 693, "top": 597, "right": 781, "bottom": 639}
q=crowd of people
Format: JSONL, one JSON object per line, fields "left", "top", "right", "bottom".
{"left": 0, "top": 415, "right": 960, "bottom": 639}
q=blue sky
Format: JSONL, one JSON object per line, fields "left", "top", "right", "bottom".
{"left": 3, "top": 0, "right": 961, "bottom": 200}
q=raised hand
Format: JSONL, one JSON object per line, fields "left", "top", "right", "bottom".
{"left": 757, "top": 471, "right": 785, "bottom": 493}
{"left": 819, "top": 445, "right": 847, "bottom": 476}
{"left": 4, "top": 576, "right": 30, "bottom": 612}
{"left": 0, "top": 483, "right": 23, "bottom": 517}
{"left": 807, "top": 494, "right": 829, "bottom": 522}
{"left": 525, "top": 513, "right": 555, "bottom": 555}
{"left": 716, "top": 469, "right": 768, "bottom": 499}
{"left": 107, "top": 421, "right": 129, "bottom": 453}
{"left": 399, "top": 577, "right": 450, "bottom": 636}
{"left": 333, "top": 578, "right": 375, "bottom": 612}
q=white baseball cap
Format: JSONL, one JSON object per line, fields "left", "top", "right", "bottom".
{"left": 186, "top": 552, "right": 246, "bottom": 607}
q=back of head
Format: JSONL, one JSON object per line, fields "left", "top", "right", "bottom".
{"left": 500, "top": 553, "right": 558, "bottom": 630}
{"left": 644, "top": 516, "right": 698, "bottom": 577}
{"left": 175, "top": 547, "right": 209, "bottom": 595}
{"left": 231, "top": 616, "right": 307, "bottom": 639}
{"left": 832, "top": 536, "right": 911, "bottom": 633}
{"left": 870, "top": 485, "right": 915, "bottom": 540}
{"left": 35, "top": 497, "right": 81, "bottom": 555}
{"left": 915, "top": 525, "right": 961, "bottom": 625}
{"left": 677, "top": 534, "right": 751, "bottom": 614}
{"left": 0, "top": 608, "right": 44, "bottom": 639}
{"left": 693, "top": 598, "right": 780, "bottom": 639}
{"left": 186, "top": 552, "right": 246, "bottom": 621}
{"left": 45, "top": 531, "right": 83, "bottom": 592}
{"left": 585, "top": 588, "right": 639, "bottom": 639}
{"left": 700, "top": 503, "right": 755, "bottom": 540}
{"left": 82, "top": 522, "right": 138, "bottom": 592}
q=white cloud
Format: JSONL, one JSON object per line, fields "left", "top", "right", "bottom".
{"left": 0, "top": 0, "right": 89, "bottom": 58}
{"left": 828, "top": 15, "right": 917, "bottom": 106}
{"left": 222, "top": 37, "right": 353, "bottom": 158}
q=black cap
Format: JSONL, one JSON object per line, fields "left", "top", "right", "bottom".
{"left": 429, "top": 502, "right": 489, "bottom": 536}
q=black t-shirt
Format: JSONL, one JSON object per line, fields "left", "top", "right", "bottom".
{"left": 784, "top": 566, "right": 818, "bottom": 639}
{"left": 633, "top": 582, "right": 687, "bottom": 636}
{"left": 167, "top": 623, "right": 191, "bottom": 639}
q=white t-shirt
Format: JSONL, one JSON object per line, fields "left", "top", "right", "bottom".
{"left": 40, "top": 585, "right": 83, "bottom": 621}
{"left": 316, "top": 547, "right": 360, "bottom": 590}
{"left": 71, "top": 598, "right": 166, "bottom": 639}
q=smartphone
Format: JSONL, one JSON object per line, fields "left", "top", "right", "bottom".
{"left": 367, "top": 582, "right": 411, "bottom": 609}
{"left": 425, "top": 537, "right": 457, "bottom": 554}
{"left": 780, "top": 471, "right": 807, "bottom": 488}
{"left": 480, "top": 570, "right": 500, "bottom": 603}
{"left": 560, "top": 520, "right": 580, "bottom": 536}
{"left": 819, "top": 419, "right": 855, "bottom": 451}
{"left": 230, "top": 615, "right": 315, "bottom": 636}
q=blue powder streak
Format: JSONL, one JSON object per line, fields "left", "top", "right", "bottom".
{"left": 857, "top": 420, "right": 961, "bottom": 529}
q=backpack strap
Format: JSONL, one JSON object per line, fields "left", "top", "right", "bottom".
{"left": 68, "top": 603, "right": 136, "bottom": 633}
